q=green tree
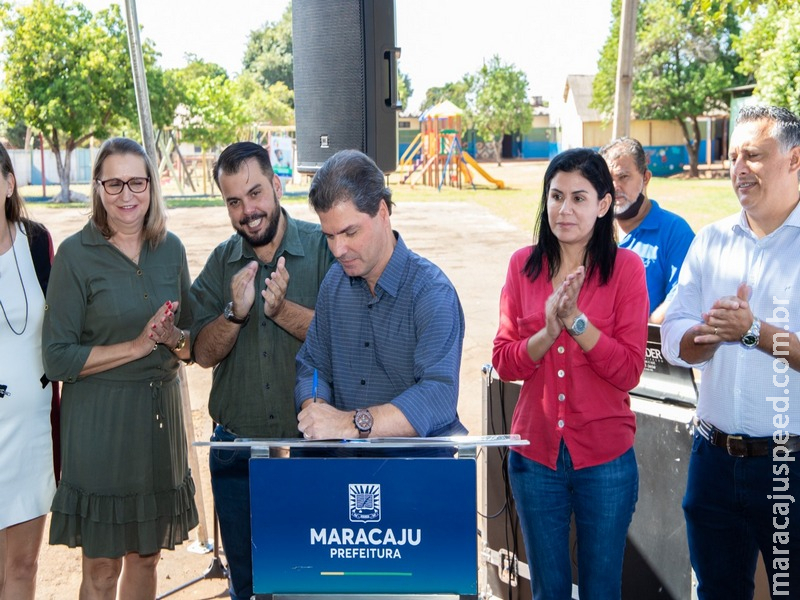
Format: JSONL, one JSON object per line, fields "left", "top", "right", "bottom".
{"left": 0, "top": 118, "right": 28, "bottom": 149}
{"left": 0, "top": 0, "right": 155, "bottom": 201}
{"left": 593, "top": 0, "right": 741, "bottom": 177}
{"left": 591, "top": 0, "right": 622, "bottom": 123}
{"left": 233, "top": 72, "right": 294, "bottom": 126}
{"left": 421, "top": 77, "right": 473, "bottom": 113}
{"left": 470, "top": 56, "right": 532, "bottom": 166}
{"left": 734, "top": 4, "right": 800, "bottom": 114}
{"left": 397, "top": 67, "right": 413, "bottom": 113}
{"left": 170, "top": 62, "right": 249, "bottom": 149}
{"left": 694, "top": 0, "right": 795, "bottom": 21}
{"left": 243, "top": 2, "right": 293, "bottom": 90}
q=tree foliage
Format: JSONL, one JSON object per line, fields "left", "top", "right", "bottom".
{"left": 591, "top": 0, "right": 622, "bottom": 122}
{"left": 397, "top": 67, "right": 413, "bottom": 113}
{"left": 734, "top": 4, "right": 800, "bottom": 115}
{"left": 0, "top": 0, "right": 161, "bottom": 201}
{"left": 593, "top": 0, "right": 741, "bottom": 177}
{"left": 233, "top": 73, "right": 295, "bottom": 126}
{"left": 421, "top": 77, "right": 473, "bottom": 113}
{"left": 693, "top": 0, "right": 795, "bottom": 22}
{"left": 244, "top": 2, "right": 293, "bottom": 90}
{"left": 470, "top": 56, "right": 532, "bottom": 166}
{"left": 168, "top": 59, "right": 249, "bottom": 149}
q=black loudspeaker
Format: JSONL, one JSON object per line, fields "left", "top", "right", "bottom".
{"left": 292, "top": 0, "right": 400, "bottom": 174}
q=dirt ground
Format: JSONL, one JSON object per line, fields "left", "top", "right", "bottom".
{"left": 26, "top": 163, "right": 535, "bottom": 599}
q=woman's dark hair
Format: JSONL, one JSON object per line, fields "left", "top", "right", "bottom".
{"left": 213, "top": 141, "right": 276, "bottom": 188}
{"left": 308, "top": 149, "right": 393, "bottom": 216}
{"left": 1, "top": 143, "right": 27, "bottom": 224}
{"left": 524, "top": 147, "right": 617, "bottom": 285}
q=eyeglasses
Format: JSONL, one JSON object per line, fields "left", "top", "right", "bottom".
{"left": 96, "top": 177, "right": 150, "bottom": 195}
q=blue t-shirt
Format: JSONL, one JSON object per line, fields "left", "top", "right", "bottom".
{"left": 295, "top": 233, "right": 467, "bottom": 437}
{"left": 619, "top": 200, "right": 695, "bottom": 312}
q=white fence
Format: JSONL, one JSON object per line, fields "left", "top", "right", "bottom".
{"left": 9, "top": 148, "right": 95, "bottom": 185}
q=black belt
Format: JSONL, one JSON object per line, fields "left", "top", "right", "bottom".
{"left": 695, "top": 418, "right": 800, "bottom": 457}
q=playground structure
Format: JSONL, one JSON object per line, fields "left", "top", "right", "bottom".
{"left": 398, "top": 100, "right": 504, "bottom": 190}
{"left": 155, "top": 125, "right": 297, "bottom": 196}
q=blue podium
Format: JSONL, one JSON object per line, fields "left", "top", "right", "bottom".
{"left": 205, "top": 436, "right": 526, "bottom": 600}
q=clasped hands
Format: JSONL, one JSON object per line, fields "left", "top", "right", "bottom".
{"left": 137, "top": 300, "right": 182, "bottom": 355}
{"left": 545, "top": 265, "right": 586, "bottom": 340}
{"left": 692, "top": 282, "right": 754, "bottom": 345}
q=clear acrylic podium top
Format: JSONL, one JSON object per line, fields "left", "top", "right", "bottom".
{"left": 196, "top": 433, "right": 528, "bottom": 458}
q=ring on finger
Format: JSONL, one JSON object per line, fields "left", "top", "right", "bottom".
{"left": 714, "top": 327, "right": 718, "bottom": 336}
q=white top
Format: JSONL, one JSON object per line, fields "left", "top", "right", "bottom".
{"left": 662, "top": 206, "right": 800, "bottom": 437}
{"left": 0, "top": 221, "right": 56, "bottom": 529}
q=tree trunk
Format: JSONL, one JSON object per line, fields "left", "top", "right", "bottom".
{"left": 49, "top": 132, "right": 72, "bottom": 203}
{"left": 688, "top": 117, "right": 702, "bottom": 178}
{"left": 494, "top": 139, "right": 502, "bottom": 167}
{"left": 676, "top": 117, "right": 701, "bottom": 178}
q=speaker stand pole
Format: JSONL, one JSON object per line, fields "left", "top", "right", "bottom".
{"left": 156, "top": 509, "right": 229, "bottom": 599}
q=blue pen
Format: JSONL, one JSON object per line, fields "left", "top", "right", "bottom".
{"left": 312, "top": 369, "right": 318, "bottom": 403}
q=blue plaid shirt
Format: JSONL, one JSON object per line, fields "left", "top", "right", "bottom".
{"left": 295, "top": 233, "right": 467, "bottom": 436}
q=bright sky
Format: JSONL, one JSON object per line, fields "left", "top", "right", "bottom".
{"left": 48, "top": 0, "right": 613, "bottom": 113}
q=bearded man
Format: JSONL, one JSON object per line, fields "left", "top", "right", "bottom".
{"left": 190, "top": 142, "right": 333, "bottom": 600}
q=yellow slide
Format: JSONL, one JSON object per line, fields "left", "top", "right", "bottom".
{"left": 461, "top": 150, "right": 504, "bottom": 189}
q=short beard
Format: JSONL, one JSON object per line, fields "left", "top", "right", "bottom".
{"left": 615, "top": 192, "right": 645, "bottom": 221}
{"left": 237, "top": 200, "right": 282, "bottom": 247}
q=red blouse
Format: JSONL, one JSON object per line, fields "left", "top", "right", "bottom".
{"left": 492, "top": 247, "right": 649, "bottom": 469}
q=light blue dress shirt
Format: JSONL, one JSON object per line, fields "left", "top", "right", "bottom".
{"left": 662, "top": 205, "right": 800, "bottom": 436}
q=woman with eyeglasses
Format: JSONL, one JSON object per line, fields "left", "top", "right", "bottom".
{"left": 43, "top": 137, "right": 198, "bottom": 598}
{"left": 0, "top": 144, "right": 57, "bottom": 599}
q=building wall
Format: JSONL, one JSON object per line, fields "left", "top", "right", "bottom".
{"left": 9, "top": 147, "right": 94, "bottom": 186}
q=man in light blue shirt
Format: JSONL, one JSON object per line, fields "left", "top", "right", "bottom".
{"left": 295, "top": 149, "right": 466, "bottom": 440}
{"left": 662, "top": 105, "right": 800, "bottom": 598}
{"left": 601, "top": 137, "right": 694, "bottom": 323}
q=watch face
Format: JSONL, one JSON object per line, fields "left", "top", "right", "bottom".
{"left": 224, "top": 302, "right": 248, "bottom": 324}
{"left": 742, "top": 333, "right": 758, "bottom": 347}
{"left": 354, "top": 409, "right": 373, "bottom": 432}
{"left": 572, "top": 315, "right": 587, "bottom": 335}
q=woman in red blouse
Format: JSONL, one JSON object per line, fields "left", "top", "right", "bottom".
{"left": 492, "top": 148, "right": 648, "bottom": 599}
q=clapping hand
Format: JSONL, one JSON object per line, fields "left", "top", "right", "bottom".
{"left": 135, "top": 300, "right": 180, "bottom": 356}
{"left": 557, "top": 265, "right": 585, "bottom": 322}
{"left": 263, "top": 256, "right": 289, "bottom": 318}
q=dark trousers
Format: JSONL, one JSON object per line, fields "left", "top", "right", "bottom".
{"left": 684, "top": 434, "right": 800, "bottom": 599}
{"left": 210, "top": 425, "right": 252, "bottom": 600}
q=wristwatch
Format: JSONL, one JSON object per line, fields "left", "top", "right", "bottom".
{"left": 353, "top": 408, "right": 373, "bottom": 438}
{"left": 223, "top": 301, "right": 249, "bottom": 325}
{"left": 568, "top": 313, "right": 588, "bottom": 336}
{"left": 741, "top": 317, "right": 761, "bottom": 348}
{"left": 173, "top": 329, "right": 186, "bottom": 352}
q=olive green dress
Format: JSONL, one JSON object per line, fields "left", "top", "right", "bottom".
{"left": 42, "top": 222, "right": 198, "bottom": 558}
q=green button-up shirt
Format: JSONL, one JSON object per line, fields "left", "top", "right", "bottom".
{"left": 190, "top": 210, "right": 333, "bottom": 438}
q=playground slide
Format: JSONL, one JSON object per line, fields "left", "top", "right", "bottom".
{"left": 462, "top": 151, "right": 505, "bottom": 189}
{"left": 406, "top": 155, "right": 438, "bottom": 187}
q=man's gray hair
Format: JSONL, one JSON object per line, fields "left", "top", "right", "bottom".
{"left": 736, "top": 105, "right": 800, "bottom": 154}
{"left": 599, "top": 137, "right": 648, "bottom": 176}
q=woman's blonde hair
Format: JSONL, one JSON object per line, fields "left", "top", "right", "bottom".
{"left": 91, "top": 137, "right": 167, "bottom": 246}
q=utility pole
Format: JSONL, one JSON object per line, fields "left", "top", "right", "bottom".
{"left": 123, "top": 0, "right": 214, "bottom": 558}
{"left": 613, "top": 0, "right": 639, "bottom": 138}
{"left": 124, "top": 0, "right": 157, "bottom": 165}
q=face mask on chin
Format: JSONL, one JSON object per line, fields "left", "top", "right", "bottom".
{"left": 615, "top": 192, "right": 645, "bottom": 221}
